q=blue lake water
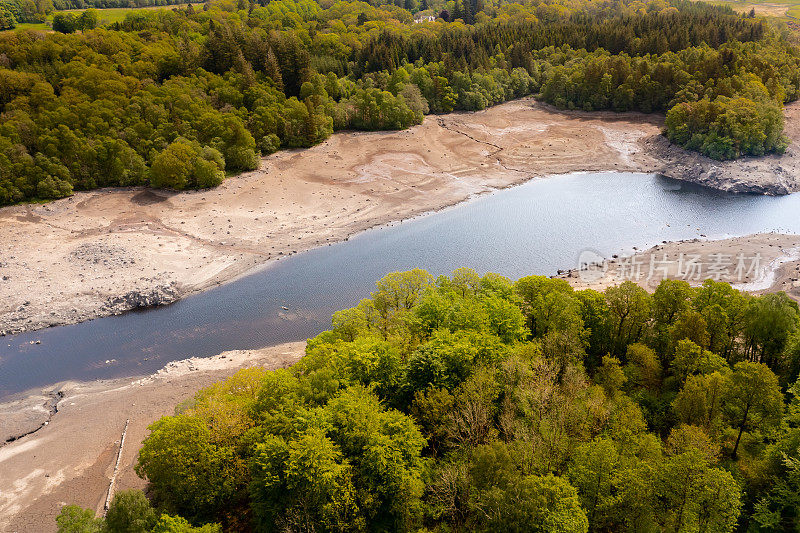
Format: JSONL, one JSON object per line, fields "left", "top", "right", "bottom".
{"left": 2, "top": 171, "right": 800, "bottom": 400}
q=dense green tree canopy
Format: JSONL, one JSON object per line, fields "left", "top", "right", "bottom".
{"left": 1, "top": 0, "right": 799, "bottom": 205}
{"left": 50, "top": 270, "right": 798, "bottom": 531}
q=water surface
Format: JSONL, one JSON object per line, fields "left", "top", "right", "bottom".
{"left": 2, "top": 172, "right": 800, "bottom": 400}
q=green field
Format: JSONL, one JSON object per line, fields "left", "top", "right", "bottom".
{"left": 63, "top": 4, "right": 187, "bottom": 24}
{"left": 12, "top": 21, "right": 48, "bottom": 30}
{"left": 1, "top": 4, "right": 189, "bottom": 33}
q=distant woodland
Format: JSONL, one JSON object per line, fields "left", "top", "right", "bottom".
{"left": 58, "top": 271, "right": 800, "bottom": 532}
{"left": 0, "top": 0, "right": 798, "bottom": 204}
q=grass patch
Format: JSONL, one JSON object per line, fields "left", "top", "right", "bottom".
{"left": 62, "top": 5, "right": 184, "bottom": 24}
{"left": 0, "top": 4, "right": 194, "bottom": 33}
{"left": 0, "top": 22, "right": 49, "bottom": 33}
{"left": 15, "top": 22, "right": 49, "bottom": 30}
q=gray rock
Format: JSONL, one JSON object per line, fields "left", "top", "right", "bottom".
{"left": 648, "top": 135, "right": 795, "bottom": 195}
{"left": 103, "top": 283, "right": 180, "bottom": 312}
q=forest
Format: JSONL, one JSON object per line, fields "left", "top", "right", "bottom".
{"left": 57, "top": 269, "right": 800, "bottom": 532}
{"left": 1, "top": 0, "right": 799, "bottom": 204}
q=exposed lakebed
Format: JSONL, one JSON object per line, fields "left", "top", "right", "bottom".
{"left": 3, "top": 171, "right": 800, "bottom": 400}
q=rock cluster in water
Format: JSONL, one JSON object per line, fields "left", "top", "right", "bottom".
{"left": 102, "top": 283, "right": 180, "bottom": 312}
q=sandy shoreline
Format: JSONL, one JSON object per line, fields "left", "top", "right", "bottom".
{"left": 561, "top": 233, "right": 800, "bottom": 298}
{"left": 2, "top": 97, "right": 800, "bottom": 336}
{"left": 0, "top": 342, "right": 305, "bottom": 532}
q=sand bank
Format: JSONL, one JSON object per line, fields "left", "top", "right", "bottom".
{"left": 562, "top": 233, "right": 800, "bottom": 298}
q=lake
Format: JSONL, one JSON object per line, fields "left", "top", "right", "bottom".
{"left": 3, "top": 171, "right": 800, "bottom": 400}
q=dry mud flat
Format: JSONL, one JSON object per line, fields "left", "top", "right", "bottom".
{"left": 0, "top": 341, "right": 305, "bottom": 533}
{"left": 2, "top": 98, "right": 800, "bottom": 335}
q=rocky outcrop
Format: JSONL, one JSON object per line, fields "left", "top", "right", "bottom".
{"left": 102, "top": 283, "right": 180, "bottom": 313}
{"left": 0, "top": 283, "right": 181, "bottom": 336}
{"left": 644, "top": 135, "right": 799, "bottom": 195}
